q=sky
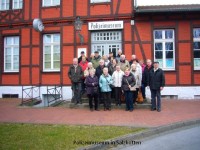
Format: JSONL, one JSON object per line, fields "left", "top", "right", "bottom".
{"left": 136, "top": 0, "right": 200, "bottom": 6}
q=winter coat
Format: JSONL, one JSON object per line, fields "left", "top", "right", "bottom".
{"left": 148, "top": 68, "right": 165, "bottom": 90}
{"left": 143, "top": 65, "right": 153, "bottom": 86}
{"left": 78, "top": 56, "right": 89, "bottom": 63}
{"left": 130, "top": 70, "right": 141, "bottom": 88}
{"left": 112, "top": 70, "right": 124, "bottom": 87}
{"left": 85, "top": 75, "right": 99, "bottom": 95}
{"left": 79, "top": 61, "right": 88, "bottom": 79}
{"left": 95, "top": 65, "right": 104, "bottom": 79}
{"left": 91, "top": 55, "right": 101, "bottom": 69}
{"left": 68, "top": 65, "right": 83, "bottom": 83}
{"left": 121, "top": 74, "right": 136, "bottom": 91}
{"left": 99, "top": 74, "right": 113, "bottom": 92}
{"left": 118, "top": 60, "right": 130, "bottom": 72}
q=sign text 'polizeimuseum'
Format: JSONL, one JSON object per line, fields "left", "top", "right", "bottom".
{"left": 88, "top": 21, "right": 123, "bottom": 30}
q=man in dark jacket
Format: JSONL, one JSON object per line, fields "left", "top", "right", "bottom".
{"left": 143, "top": 59, "right": 154, "bottom": 99}
{"left": 68, "top": 58, "right": 83, "bottom": 104}
{"left": 148, "top": 61, "right": 165, "bottom": 112}
{"left": 78, "top": 51, "right": 88, "bottom": 63}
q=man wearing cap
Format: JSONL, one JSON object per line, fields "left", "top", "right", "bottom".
{"left": 78, "top": 51, "right": 88, "bottom": 64}
{"left": 91, "top": 51, "right": 101, "bottom": 69}
{"left": 148, "top": 61, "right": 165, "bottom": 112}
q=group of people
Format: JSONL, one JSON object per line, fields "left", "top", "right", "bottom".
{"left": 68, "top": 50, "right": 165, "bottom": 112}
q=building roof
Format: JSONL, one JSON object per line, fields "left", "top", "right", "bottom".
{"left": 135, "top": 4, "right": 200, "bottom": 13}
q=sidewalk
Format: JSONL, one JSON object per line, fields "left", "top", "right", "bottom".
{"left": 0, "top": 99, "right": 200, "bottom": 128}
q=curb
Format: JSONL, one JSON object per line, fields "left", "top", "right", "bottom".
{"left": 79, "top": 119, "right": 200, "bottom": 150}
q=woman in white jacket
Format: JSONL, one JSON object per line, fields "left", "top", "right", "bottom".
{"left": 112, "top": 65, "right": 124, "bottom": 106}
{"left": 130, "top": 63, "right": 142, "bottom": 104}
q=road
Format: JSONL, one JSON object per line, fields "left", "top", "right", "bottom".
{"left": 118, "top": 126, "right": 200, "bottom": 150}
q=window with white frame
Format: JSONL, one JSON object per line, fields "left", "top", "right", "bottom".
{"left": 154, "top": 29, "right": 175, "bottom": 70}
{"left": 13, "top": 0, "right": 23, "bottom": 9}
{"left": 90, "top": 0, "right": 111, "bottom": 3}
{"left": 193, "top": 28, "right": 200, "bottom": 70}
{"left": 42, "top": 0, "right": 60, "bottom": 7}
{"left": 43, "top": 34, "right": 60, "bottom": 72}
{"left": 4, "top": 36, "right": 19, "bottom": 72}
{"left": 0, "top": 0, "right": 9, "bottom": 10}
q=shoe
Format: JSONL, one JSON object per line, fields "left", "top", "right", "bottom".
{"left": 104, "top": 108, "right": 107, "bottom": 111}
{"left": 125, "top": 108, "right": 129, "bottom": 111}
{"left": 151, "top": 108, "right": 156, "bottom": 111}
{"left": 95, "top": 109, "right": 100, "bottom": 111}
{"left": 75, "top": 101, "right": 79, "bottom": 105}
{"left": 157, "top": 109, "right": 161, "bottom": 112}
{"left": 108, "top": 108, "right": 111, "bottom": 111}
{"left": 90, "top": 108, "right": 93, "bottom": 111}
{"left": 129, "top": 109, "right": 133, "bottom": 112}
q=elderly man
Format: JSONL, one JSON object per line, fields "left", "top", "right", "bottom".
{"left": 68, "top": 58, "right": 83, "bottom": 104}
{"left": 118, "top": 55, "right": 130, "bottom": 72}
{"left": 148, "top": 61, "right": 165, "bottom": 112}
{"left": 115, "top": 49, "right": 123, "bottom": 62}
{"left": 129, "top": 54, "right": 138, "bottom": 66}
{"left": 91, "top": 51, "right": 101, "bottom": 69}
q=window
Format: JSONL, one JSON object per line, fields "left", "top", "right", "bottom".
{"left": 43, "top": 34, "right": 60, "bottom": 72}
{"left": 42, "top": 0, "right": 60, "bottom": 7}
{"left": 91, "top": 31, "right": 122, "bottom": 57}
{"left": 193, "top": 28, "right": 200, "bottom": 70}
{"left": 13, "top": 0, "right": 23, "bottom": 9}
{"left": 0, "top": 0, "right": 9, "bottom": 10}
{"left": 4, "top": 36, "right": 19, "bottom": 72}
{"left": 90, "top": 0, "right": 111, "bottom": 3}
{"left": 154, "top": 29, "right": 175, "bottom": 70}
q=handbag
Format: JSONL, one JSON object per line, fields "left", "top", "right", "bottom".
{"left": 104, "top": 76, "right": 114, "bottom": 88}
{"left": 126, "top": 79, "right": 136, "bottom": 91}
{"left": 136, "top": 90, "right": 144, "bottom": 103}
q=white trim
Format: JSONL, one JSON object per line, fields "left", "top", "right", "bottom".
{"left": 12, "top": 0, "right": 23, "bottom": 9}
{"left": 154, "top": 29, "right": 175, "bottom": 70}
{"left": 4, "top": 36, "right": 19, "bottom": 72}
{"left": 90, "top": 0, "right": 111, "bottom": 3}
{"left": 0, "top": 0, "right": 9, "bottom": 11}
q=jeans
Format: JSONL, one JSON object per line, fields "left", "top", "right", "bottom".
{"left": 133, "top": 88, "right": 139, "bottom": 104}
{"left": 141, "top": 84, "right": 146, "bottom": 99}
{"left": 124, "top": 91, "right": 134, "bottom": 110}
{"left": 102, "top": 92, "right": 111, "bottom": 109}
{"left": 72, "top": 82, "right": 82, "bottom": 103}
{"left": 88, "top": 94, "right": 98, "bottom": 109}
{"left": 114, "top": 87, "right": 122, "bottom": 105}
{"left": 151, "top": 89, "right": 161, "bottom": 110}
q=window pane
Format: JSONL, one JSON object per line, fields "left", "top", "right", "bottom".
{"left": 155, "top": 59, "right": 163, "bottom": 68}
{"left": 5, "top": 63, "right": 11, "bottom": 70}
{"left": 13, "top": 55, "right": 19, "bottom": 63}
{"left": 53, "top": 34, "right": 60, "bottom": 43}
{"left": 166, "top": 59, "right": 174, "bottom": 68}
{"left": 165, "top": 42, "right": 173, "bottom": 50}
{"left": 5, "top": 48, "right": 11, "bottom": 55}
{"left": 45, "top": 54, "right": 51, "bottom": 62}
{"left": 44, "top": 46, "right": 51, "bottom": 54}
{"left": 53, "top": 0, "right": 60, "bottom": 5}
{"left": 13, "top": 63, "right": 19, "bottom": 70}
{"left": 43, "top": 0, "right": 51, "bottom": 6}
{"left": 54, "top": 61, "right": 60, "bottom": 68}
{"left": 155, "top": 51, "right": 163, "bottom": 59}
{"left": 13, "top": 47, "right": 19, "bottom": 55}
{"left": 193, "top": 29, "right": 200, "bottom": 38}
{"left": 194, "top": 51, "right": 200, "bottom": 58}
{"left": 166, "top": 51, "right": 173, "bottom": 59}
{"left": 194, "top": 59, "right": 200, "bottom": 68}
{"left": 53, "top": 45, "right": 60, "bottom": 53}
{"left": 194, "top": 42, "right": 200, "bottom": 50}
{"left": 54, "top": 53, "right": 60, "bottom": 61}
{"left": 154, "top": 30, "right": 162, "bottom": 39}
{"left": 165, "top": 30, "right": 173, "bottom": 39}
{"left": 14, "top": 37, "right": 19, "bottom": 44}
{"left": 5, "top": 55, "right": 11, "bottom": 63}
{"left": 5, "top": 37, "right": 12, "bottom": 45}
{"left": 45, "top": 62, "right": 51, "bottom": 69}
{"left": 44, "top": 35, "right": 51, "bottom": 43}
{"left": 155, "top": 43, "right": 163, "bottom": 50}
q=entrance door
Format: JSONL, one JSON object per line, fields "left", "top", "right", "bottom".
{"left": 91, "top": 31, "right": 122, "bottom": 57}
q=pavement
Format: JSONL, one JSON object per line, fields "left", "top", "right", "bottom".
{"left": 0, "top": 98, "right": 200, "bottom": 128}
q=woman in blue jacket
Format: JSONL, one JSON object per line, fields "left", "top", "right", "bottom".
{"left": 99, "top": 67, "right": 113, "bottom": 111}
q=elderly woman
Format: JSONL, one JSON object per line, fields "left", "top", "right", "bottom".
{"left": 118, "top": 55, "right": 130, "bottom": 72}
{"left": 99, "top": 67, "right": 113, "bottom": 111}
{"left": 122, "top": 68, "right": 136, "bottom": 112}
{"left": 130, "top": 63, "right": 142, "bottom": 104}
{"left": 84, "top": 62, "right": 95, "bottom": 77}
{"left": 112, "top": 64, "right": 124, "bottom": 106}
{"left": 85, "top": 69, "right": 99, "bottom": 111}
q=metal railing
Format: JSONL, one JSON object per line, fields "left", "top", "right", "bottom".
{"left": 47, "top": 85, "right": 63, "bottom": 107}
{"left": 21, "top": 85, "right": 41, "bottom": 105}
